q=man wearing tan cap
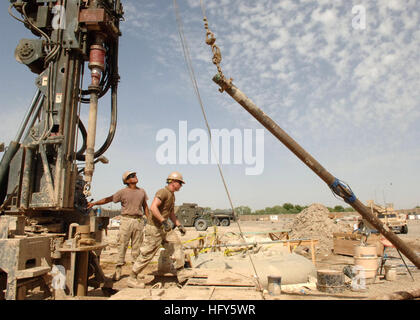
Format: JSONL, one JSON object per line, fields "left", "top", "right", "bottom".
{"left": 128, "top": 171, "right": 189, "bottom": 288}
{"left": 88, "top": 171, "right": 149, "bottom": 281}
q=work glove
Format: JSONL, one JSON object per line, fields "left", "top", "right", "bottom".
{"left": 162, "top": 219, "right": 172, "bottom": 232}
{"left": 177, "top": 224, "right": 186, "bottom": 236}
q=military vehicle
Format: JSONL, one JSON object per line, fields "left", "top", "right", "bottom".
{"left": 359, "top": 201, "right": 408, "bottom": 234}
{"left": 174, "top": 203, "right": 212, "bottom": 231}
{"left": 174, "top": 203, "right": 237, "bottom": 230}
{"left": 208, "top": 209, "right": 236, "bottom": 227}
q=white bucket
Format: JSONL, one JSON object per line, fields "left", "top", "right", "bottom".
{"left": 384, "top": 265, "right": 397, "bottom": 281}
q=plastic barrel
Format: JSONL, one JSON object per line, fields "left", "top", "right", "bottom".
{"left": 354, "top": 245, "right": 378, "bottom": 284}
{"left": 354, "top": 244, "right": 377, "bottom": 257}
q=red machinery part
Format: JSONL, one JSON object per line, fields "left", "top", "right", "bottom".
{"left": 89, "top": 45, "right": 105, "bottom": 71}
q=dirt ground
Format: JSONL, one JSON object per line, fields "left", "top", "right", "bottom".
{"left": 93, "top": 216, "right": 419, "bottom": 300}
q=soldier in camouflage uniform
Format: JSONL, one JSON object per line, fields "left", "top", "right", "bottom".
{"left": 128, "top": 171, "right": 188, "bottom": 288}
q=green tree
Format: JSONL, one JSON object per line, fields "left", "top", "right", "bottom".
{"left": 234, "top": 206, "right": 251, "bottom": 215}
{"left": 283, "top": 203, "right": 294, "bottom": 211}
{"left": 294, "top": 205, "right": 303, "bottom": 212}
{"left": 334, "top": 205, "right": 345, "bottom": 212}
{"left": 272, "top": 205, "right": 282, "bottom": 214}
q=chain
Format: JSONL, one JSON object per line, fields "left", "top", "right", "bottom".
{"left": 201, "top": 7, "right": 232, "bottom": 92}
{"left": 83, "top": 181, "right": 91, "bottom": 197}
{"left": 174, "top": 0, "right": 264, "bottom": 297}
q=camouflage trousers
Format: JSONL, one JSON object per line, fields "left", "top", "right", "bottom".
{"left": 132, "top": 224, "right": 185, "bottom": 275}
{"left": 116, "top": 216, "right": 145, "bottom": 266}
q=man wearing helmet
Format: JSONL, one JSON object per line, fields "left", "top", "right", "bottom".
{"left": 128, "top": 171, "right": 188, "bottom": 288}
{"left": 87, "top": 171, "right": 149, "bottom": 281}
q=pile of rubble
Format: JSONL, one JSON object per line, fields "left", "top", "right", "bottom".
{"left": 289, "top": 203, "right": 353, "bottom": 257}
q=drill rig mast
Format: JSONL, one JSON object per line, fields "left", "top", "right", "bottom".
{"left": 0, "top": 0, "right": 123, "bottom": 300}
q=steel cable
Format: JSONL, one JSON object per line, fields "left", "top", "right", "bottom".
{"left": 173, "top": 0, "right": 265, "bottom": 297}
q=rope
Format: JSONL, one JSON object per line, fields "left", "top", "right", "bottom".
{"left": 173, "top": 0, "right": 265, "bottom": 298}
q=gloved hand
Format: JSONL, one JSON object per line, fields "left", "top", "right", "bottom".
{"left": 177, "top": 224, "right": 186, "bottom": 236}
{"left": 162, "top": 219, "right": 172, "bottom": 232}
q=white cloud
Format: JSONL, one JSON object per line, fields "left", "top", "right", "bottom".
{"left": 4, "top": 0, "right": 418, "bottom": 209}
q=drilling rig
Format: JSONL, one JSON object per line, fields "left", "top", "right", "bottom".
{"left": 0, "top": 0, "right": 123, "bottom": 300}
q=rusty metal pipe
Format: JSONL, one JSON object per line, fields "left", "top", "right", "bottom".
{"left": 373, "top": 288, "right": 420, "bottom": 300}
{"left": 213, "top": 74, "right": 420, "bottom": 269}
{"left": 84, "top": 91, "right": 98, "bottom": 185}
{"left": 75, "top": 251, "right": 89, "bottom": 296}
{"left": 84, "top": 34, "right": 106, "bottom": 188}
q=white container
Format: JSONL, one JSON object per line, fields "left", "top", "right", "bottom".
{"left": 384, "top": 265, "right": 397, "bottom": 281}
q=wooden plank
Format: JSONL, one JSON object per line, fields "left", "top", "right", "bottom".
{"left": 333, "top": 237, "right": 384, "bottom": 256}
{"left": 268, "top": 232, "right": 289, "bottom": 241}
{"left": 282, "top": 239, "right": 318, "bottom": 263}
{"left": 58, "top": 243, "right": 107, "bottom": 252}
{"left": 184, "top": 269, "right": 255, "bottom": 288}
{"left": 16, "top": 266, "right": 50, "bottom": 280}
{"left": 333, "top": 238, "right": 356, "bottom": 256}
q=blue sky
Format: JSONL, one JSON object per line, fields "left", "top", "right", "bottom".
{"left": 0, "top": 0, "right": 419, "bottom": 211}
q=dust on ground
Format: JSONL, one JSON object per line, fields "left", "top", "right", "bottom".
{"left": 93, "top": 204, "right": 420, "bottom": 300}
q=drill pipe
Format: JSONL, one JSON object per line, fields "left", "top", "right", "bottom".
{"left": 212, "top": 73, "right": 420, "bottom": 269}
{"left": 183, "top": 238, "right": 313, "bottom": 250}
{"left": 84, "top": 90, "right": 99, "bottom": 184}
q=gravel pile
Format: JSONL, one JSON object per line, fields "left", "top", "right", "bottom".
{"left": 289, "top": 203, "right": 352, "bottom": 257}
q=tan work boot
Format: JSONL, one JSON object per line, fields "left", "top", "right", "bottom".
{"left": 137, "top": 274, "right": 155, "bottom": 284}
{"left": 176, "top": 268, "right": 197, "bottom": 283}
{"left": 113, "top": 266, "right": 122, "bottom": 281}
{"left": 127, "top": 271, "right": 145, "bottom": 289}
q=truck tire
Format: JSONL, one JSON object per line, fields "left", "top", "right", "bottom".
{"left": 401, "top": 225, "right": 408, "bottom": 234}
{"left": 194, "top": 218, "right": 208, "bottom": 231}
{"left": 212, "top": 217, "right": 220, "bottom": 226}
{"left": 220, "top": 218, "right": 230, "bottom": 226}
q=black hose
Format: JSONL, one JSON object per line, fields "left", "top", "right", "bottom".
{"left": 77, "top": 37, "right": 119, "bottom": 162}
{"left": 76, "top": 117, "right": 87, "bottom": 160}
